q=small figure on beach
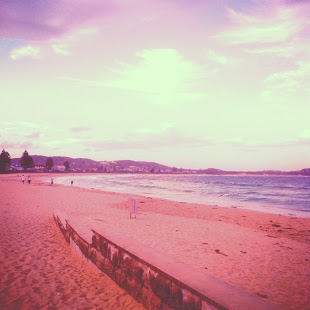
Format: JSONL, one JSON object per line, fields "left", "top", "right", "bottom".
{"left": 71, "top": 180, "right": 73, "bottom": 186}
{"left": 129, "top": 197, "right": 139, "bottom": 219}
{"left": 27, "top": 176, "right": 31, "bottom": 184}
{"left": 51, "top": 178, "right": 54, "bottom": 185}
{"left": 21, "top": 175, "right": 25, "bottom": 184}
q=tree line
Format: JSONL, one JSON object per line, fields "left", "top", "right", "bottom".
{"left": 0, "top": 149, "right": 70, "bottom": 173}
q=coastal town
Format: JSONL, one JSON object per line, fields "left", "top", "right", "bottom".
{"left": 1, "top": 149, "right": 310, "bottom": 176}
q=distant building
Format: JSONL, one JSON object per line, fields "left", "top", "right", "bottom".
{"left": 8, "top": 165, "right": 23, "bottom": 171}
{"left": 55, "top": 165, "right": 66, "bottom": 172}
{"left": 86, "top": 168, "right": 98, "bottom": 172}
{"left": 34, "top": 164, "right": 45, "bottom": 172}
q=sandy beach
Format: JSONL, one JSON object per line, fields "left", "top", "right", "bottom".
{"left": 1, "top": 174, "right": 310, "bottom": 310}
{"left": 0, "top": 174, "right": 144, "bottom": 310}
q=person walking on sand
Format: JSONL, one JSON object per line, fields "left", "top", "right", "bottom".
{"left": 71, "top": 180, "right": 73, "bottom": 186}
{"left": 21, "top": 175, "right": 25, "bottom": 184}
{"left": 27, "top": 176, "right": 31, "bottom": 184}
{"left": 51, "top": 177, "right": 54, "bottom": 185}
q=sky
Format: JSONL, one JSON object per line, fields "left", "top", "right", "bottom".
{"left": 0, "top": 0, "right": 309, "bottom": 171}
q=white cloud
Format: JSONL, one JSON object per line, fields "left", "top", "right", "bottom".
{"left": 10, "top": 45, "right": 41, "bottom": 60}
{"left": 84, "top": 127, "right": 215, "bottom": 151}
{"left": 69, "top": 27, "right": 98, "bottom": 38}
{"left": 136, "top": 122, "right": 175, "bottom": 134}
{"left": 217, "top": 4, "right": 306, "bottom": 45}
{"left": 52, "top": 44, "right": 70, "bottom": 55}
{"left": 50, "top": 27, "right": 98, "bottom": 56}
{"left": 205, "top": 50, "right": 239, "bottom": 70}
{"left": 263, "top": 61, "right": 310, "bottom": 95}
{"left": 245, "top": 45, "right": 295, "bottom": 58}
{"left": 300, "top": 129, "right": 310, "bottom": 139}
{"left": 207, "top": 50, "right": 229, "bottom": 65}
{"left": 103, "top": 49, "right": 203, "bottom": 95}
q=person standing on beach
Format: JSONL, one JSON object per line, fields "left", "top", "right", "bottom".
{"left": 51, "top": 178, "right": 54, "bottom": 185}
{"left": 21, "top": 175, "right": 25, "bottom": 184}
{"left": 27, "top": 176, "right": 31, "bottom": 184}
{"left": 71, "top": 180, "right": 73, "bottom": 186}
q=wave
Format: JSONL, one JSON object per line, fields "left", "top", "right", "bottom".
{"left": 243, "top": 197, "right": 268, "bottom": 202}
{"left": 52, "top": 174, "right": 310, "bottom": 218}
{"left": 244, "top": 191, "right": 258, "bottom": 195}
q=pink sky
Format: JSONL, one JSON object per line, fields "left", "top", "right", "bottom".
{"left": 0, "top": 0, "right": 309, "bottom": 170}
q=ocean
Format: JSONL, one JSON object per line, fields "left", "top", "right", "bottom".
{"left": 52, "top": 174, "right": 310, "bottom": 218}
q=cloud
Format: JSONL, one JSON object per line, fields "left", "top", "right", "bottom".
{"left": 205, "top": 50, "right": 238, "bottom": 72}
{"left": 206, "top": 50, "right": 230, "bottom": 65}
{"left": 84, "top": 127, "right": 215, "bottom": 151}
{"left": 84, "top": 129, "right": 310, "bottom": 154}
{"left": 283, "top": 0, "right": 310, "bottom": 5}
{"left": 57, "top": 48, "right": 208, "bottom": 104}
{"left": 136, "top": 123, "right": 175, "bottom": 135}
{"left": 272, "top": 138, "right": 310, "bottom": 147}
{"left": 245, "top": 45, "right": 295, "bottom": 58}
{"left": 52, "top": 44, "right": 70, "bottom": 55}
{"left": 50, "top": 27, "right": 98, "bottom": 56}
{"left": 42, "top": 137, "right": 84, "bottom": 149}
{"left": 70, "top": 127, "right": 92, "bottom": 133}
{"left": 216, "top": 1, "right": 309, "bottom": 45}
{"left": 263, "top": 61, "right": 310, "bottom": 96}
{"left": 0, "top": 0, "right": 115, "bottom": 41}
{"left": 300, "top": 129, "right": 310, "bottom": 139}
{"left": 10, "top": 45, "right": 41, "bottom": 60}
{"left": 7, "top": 24, "right": 99, "bottom": 60}
{"left": 25, "top": 132, "right": 41, "bottom": 139}
{"left": 19, "top": 121, "right": 41, "bottom": 128}
{"left": 0, "top": 141, "right": 34, "bottom": 150}
{"left": 1, "top": 122, "right": 46, "bottom": 155}
{"left": 102, "top": 49, "right": 206, "bottom": 99}
{"left": 240, "top": 137, "right": 310, "bottom": 148}
{"left": 2, "top": 121, "right": 43, "bottom": 135}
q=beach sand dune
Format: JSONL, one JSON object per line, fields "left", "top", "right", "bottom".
{"left": 1, "top": 174, "right": 310, "bottom": 310}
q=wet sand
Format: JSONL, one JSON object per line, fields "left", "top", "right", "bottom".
{"left": 1, "top": 174, "right": 310, "bottom": 309}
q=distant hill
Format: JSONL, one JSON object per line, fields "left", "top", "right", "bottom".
{"left": 10, "top": 155, "right": 310, "bottom": 175}
{"left": 99, "top": 160, "right": 172, "bottom": 172}
{"left": 10, "top": 156, "right": 170, "bottom": 172}
{"left": 11, "top": 155, "right": 101, "bottom": 171}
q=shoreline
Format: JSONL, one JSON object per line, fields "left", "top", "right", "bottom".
{"left": 42, "top": 172, "right": 310, "bottom": 219}
{"left": 17, "top": 171, "right": 310, "bottom": 178}
{"left": 1, "top": 173, "right": 310, "bottom": 309}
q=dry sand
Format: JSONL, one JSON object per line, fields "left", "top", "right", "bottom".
{"left": 0, "top": 175, "right": 144, "bottom": 310}
{"left": 1, "top": 173, "right": 310, "bottom": 310}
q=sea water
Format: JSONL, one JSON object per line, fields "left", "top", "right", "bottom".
{"left": 53, "top": 174, "right": 310, "bottom": 218}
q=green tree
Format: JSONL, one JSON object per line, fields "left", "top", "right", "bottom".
{"left": 64, "top": 160, "right": 70, "bottom": 170}
{"left": 46, "top": 157, "right": 54, "bottom": 171}
{"left": 20, "top": 150, "right": 34, "bottom": 170}
{"left": 0, "top": 149, "right": 11, "bottom": 173}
